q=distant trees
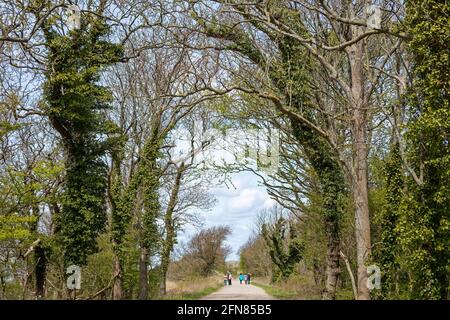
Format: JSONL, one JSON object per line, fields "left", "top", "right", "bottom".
{"left": 239, "top": 235, "right": 272, "bottom": 278}
{"left": 179, "top": 226, "right": 231, "bottom": 277}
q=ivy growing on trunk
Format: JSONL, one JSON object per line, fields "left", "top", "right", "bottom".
{"left": 375, "top": 142, "right": 403, "bottom": 299}
{"left": 262, "top": 218, "right": 304, "bottom": 281}
{"left": 398, "top": 0, "right": 450, "bottom": 299}
{"left": 42, "top": 13, "right": 123, "bottom": 266}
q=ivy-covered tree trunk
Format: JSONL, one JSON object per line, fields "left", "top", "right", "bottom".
{"left": 276, "top": 38, "right": 346, "bottom": 300}
{"left": 398, "top": 0, "right": 450, "bottom": 299}
{"left": 138, "top": 246, "right": 149, "bottom": 300}
{"left": 323, "top": 218, "right": 341, "bottom": 299}
{"left": 137, "top": 133, "right": 163, "bottom": 299}
{"left": 376, "top": 142, "right": 403, "bottom": 299}
{"left": 41, "top": 8, "right": 123, "bottom": 266}
{"left": 291, "top": 120, "right": 344, "bottom": 300}
{"left": 374, "top": 141, "right": 404, "bottom": 299}
{"left": 109, "top": 130, "right": 133, "bottom": 300}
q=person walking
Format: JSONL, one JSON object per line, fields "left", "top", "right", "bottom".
{"left": 227, "top": 272, "right": 232, "bottom": 285}
{"left": 244, "top": 273, "right": 248, "bottom": 285}
{"left": 239, "top": 273, "right": 244, "bottom": 284}
{"left": 246, "top": 273, "right": 251, "bottom": 285}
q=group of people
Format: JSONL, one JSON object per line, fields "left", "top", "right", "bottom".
{"left": 223, "top": 271, "right": 252, "bottom": 286}
{"left": 239, "top": 273, "right": 251, "bottom": 285}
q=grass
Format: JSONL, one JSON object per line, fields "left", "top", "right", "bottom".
{"left": 163, "top": 276, "right": 223, "bottom": 300}
{"left": 253, "top": 282, "right": 299, "bottom": 300}
{"left": 164, "top": 283, "right": 222, "bottom": 300}
{"left": 253, "top": 275, "right": 322, "bottom": 300}
{"left": 254, "top": 278, "right": 356, "bottom": 300}
{"left": 335, "top": 289, "right": 355, "bottom": 300}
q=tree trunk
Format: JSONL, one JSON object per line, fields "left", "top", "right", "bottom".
{"left": 138, "top": 247, "right": 149, "bottom": 300}
{"left": 159, "top": 223, "right": 175, "bottom": 296}
{"left": 34, "top": 244, "right": 47, "bottom": 299}
{"left": 159, "top": 163, "right": 184, "bottom": 296}
{"left": 352, "top": 119, "right": 372, "bottom": 300}
{"left": 322, "top": 219, "right": 340, "bottom": 300}
{"left": 159, "top": 236, "right": 171, "bottom": 296}
{"left": 290, "top": 119, "right": 345, "bottom": 300}
{"left": 112, "top": 254, "right": 124, "bottom": 300}
{"left": 348, "top": 25, "right": 372, "bottom": 300}
{"left": 159, "top": 269, "right": 167, "bottom": 296}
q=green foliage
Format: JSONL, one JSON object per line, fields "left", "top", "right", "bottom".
{"left": 130, "top": 137, "right": 163, "bottom": 258}
{"left": 0, "top": 158, "right": 63, "bottom": 244}
{"left": 397, "top": 0, "right": 450, "bottom": 299}
{"left": 374, "top": 143, "right": 403, "bottom": 299}
{"left": 83, "top": 234, "right": 115, "bottom": 297}
{"left": 0, "top": 121, "right": 21, "bottom": 138}
{"left": 42, "top": 14, "right": 123, "bottom": 266}
{"left": 0, "top": 215, "right": 36, "bottom": 241}
{"left": 262, "top": 218, "right": 304, "bottom": 281}
{"left": 0, "top": 93, "right": 22, "bottom": 138}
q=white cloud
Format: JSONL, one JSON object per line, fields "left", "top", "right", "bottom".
{"left": 177, "top": 171, "right": 272, "bottom": 261}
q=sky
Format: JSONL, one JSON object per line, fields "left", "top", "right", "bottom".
{"left": 179, "top": 170, "right": 275, "bottom": 261}
{"left": 173, "top": 123, "right": 278, "bottom": 261}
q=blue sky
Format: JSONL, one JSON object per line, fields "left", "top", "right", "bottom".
{"left": 173, "top": 125, "right": 277, "bottom": 261}
{"left": 179, "top": 170, "right": 274, "bottom": 261}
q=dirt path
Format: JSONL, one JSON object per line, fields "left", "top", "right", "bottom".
{"left": 201, "top": 283, "right": 274, "bottom": 300}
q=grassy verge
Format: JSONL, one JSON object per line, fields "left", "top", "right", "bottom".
{"left": 254, "top": 280, "right": 355, "bottom": 300}
{"left": 163, "top": 283, "right": 222, "bottom": 300}
{"left": 252, "top": 275, "right": 322, "bottom": 300}
{"left": 253, "top": 281, "right": 299, "bottom": 300}
{"left": 163, "top": 276, "right": 223, "bottom": 300}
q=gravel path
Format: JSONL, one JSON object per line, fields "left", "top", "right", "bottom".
{"left": 201, "top": 283, "right": 274, "bottom": 300}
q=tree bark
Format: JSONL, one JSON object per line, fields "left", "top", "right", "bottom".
{"left": 160, "top": 163, "right": 185, "bottom": 296}
{"left": 353, "top": 123, "right": 371, "bottom": 300}
{"left": 34, "top": 244, "right": 47, "bottom": 299}
{"left": 322, "top": 219, "right": 340, "bottom": 300}
{"left": 138, "top": 247, "right": 149, "bottom": 300}
{"left": 112, "top": 254, "right": 124, "bottom": 300}
{"left": 347, "top": 25, "right": 372, "bottom": 300}
{"left": 160, "top": 225, "right": 173, "bottom": 296}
